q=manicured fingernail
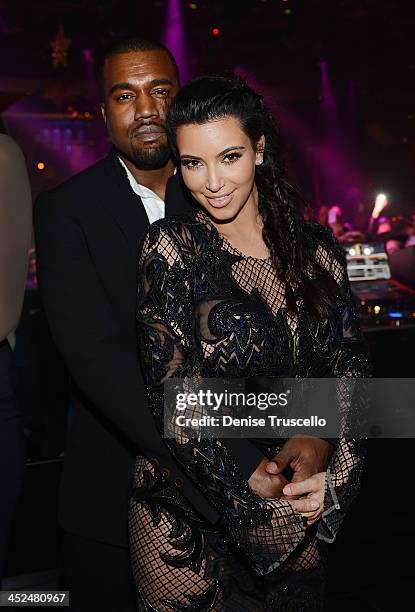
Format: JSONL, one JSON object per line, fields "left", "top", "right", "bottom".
{"left": 283, "top": 486, "right": 292, "bottom": 495}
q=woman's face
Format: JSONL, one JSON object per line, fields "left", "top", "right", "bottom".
{"left": 176, "top": 116, "right": 264, "bottom": 222}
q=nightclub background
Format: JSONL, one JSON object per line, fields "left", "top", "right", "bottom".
{"left": 1, "top": 0, "right": 415, "bottom": 609}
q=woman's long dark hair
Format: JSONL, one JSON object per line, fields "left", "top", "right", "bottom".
{"left": 166, "top": 76, "right": 341, "bottom": 319}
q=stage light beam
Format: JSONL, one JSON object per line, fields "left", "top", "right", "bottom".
{"left": 163, "top": 0, "right": 189, "bottom": 84}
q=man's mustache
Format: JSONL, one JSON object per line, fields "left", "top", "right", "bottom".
{"left": 131, "top": 123, "right": 166, "bottom": 137}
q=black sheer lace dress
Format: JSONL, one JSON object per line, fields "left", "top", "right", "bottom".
{"left": 129, "top": 208, "right": 371, "bottom": 611}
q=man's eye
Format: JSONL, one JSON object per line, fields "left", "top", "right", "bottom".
{"left": 153, "top": 89, "right": 169, "bottom": 96}
{"left": 116, "top": 93, "right": 134, "bottom": 101}
{"left": 181, "top": 159, "right": 202, "bottom": 170}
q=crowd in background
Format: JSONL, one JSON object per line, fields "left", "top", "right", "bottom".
{"left": 309, "top": 194, "right": 415, "bottom": 255}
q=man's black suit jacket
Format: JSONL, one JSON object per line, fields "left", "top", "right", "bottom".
{"left": 34, "top": 149, "right": 263, "bottom": 548}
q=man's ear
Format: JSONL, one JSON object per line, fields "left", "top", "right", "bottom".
{"left": 100, "top": 102, "right": 106, "bottom": 125}
{"left": 255, "top": 134, "right": 265, "bottom": 165}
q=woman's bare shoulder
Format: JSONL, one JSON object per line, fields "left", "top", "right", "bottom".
{"left": 0, "top": 134, "right": 26, "bottom": 163}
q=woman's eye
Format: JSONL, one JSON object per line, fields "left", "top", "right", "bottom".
{"left": 181, "top": 159, "right": 202, "bottom": 170}
{"left": 223, "top": 152, "right": 242, "bottom": 164}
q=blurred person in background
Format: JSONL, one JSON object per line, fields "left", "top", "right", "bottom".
{"left": 385, "top": 239, "right": 401, "bottom": 255}
{"left": 384, "top": 218, "right": 415, "bottom": 254}
{"left": 316, "top": 204, "right": 329, "bottom": 227}
{"left": 368, "top": 193, "right": 391, "bottom": 238}
{"left": 376, "top": 216, "right": 392, "bottom": 236}
{"left": 327, "top": 205, "right": 352, "bottom": 239}
{"left": 391, "top": 218, "right": 415, "bottom": 248}
{"left": 326, "top": 205, "right": 365, "bottom": 243}
{"left": 0, "top": 134, "right": 31, "bottom": 585}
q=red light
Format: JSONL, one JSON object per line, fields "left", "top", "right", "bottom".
{"left": 212, "top": 27, "right": 220, "bottom": 36}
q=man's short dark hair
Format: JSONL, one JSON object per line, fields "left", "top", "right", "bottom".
{"left": 97, "top": 36, "right": 180, "bottom": 99}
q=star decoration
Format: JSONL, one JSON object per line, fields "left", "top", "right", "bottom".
{"left": 51, "top": 25, "right": 71, "bottom": 68}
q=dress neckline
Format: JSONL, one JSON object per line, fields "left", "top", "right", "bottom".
{"left": 195, "top": 209, "right": 272, "bottom": 262}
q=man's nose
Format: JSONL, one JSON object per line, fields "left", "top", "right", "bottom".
{"left": 134, "top": 94, "right": 158, "bottom": 121}
{"left": 205, "top": 167, "right": 225, "bottom": 193}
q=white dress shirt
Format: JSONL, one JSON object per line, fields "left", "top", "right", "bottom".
{"left": 118, "top": 157, "right": 165, "bottom": 224}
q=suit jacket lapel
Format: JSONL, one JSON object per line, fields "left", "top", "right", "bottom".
{"left": 165, "top": 172, "right": 198, "bottom": 217}
{"left": 100, "top": 148, "right": 149, "bottom": 257}
{"left": 101, "top": 149, "right": 196, "bottom": 255}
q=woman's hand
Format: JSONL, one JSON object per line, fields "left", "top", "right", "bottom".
{"left": 248, "top": 459, "right": 325, "bottom": 518}
{"left": 248, "top": 457, "right": 289, "bottom": 498}
{"left": 281, "top": 472, "right": 326, "bottom": 527}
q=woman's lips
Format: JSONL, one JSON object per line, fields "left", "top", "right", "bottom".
{"left": 205, "top": 192, "right": 234, "bottom": 208}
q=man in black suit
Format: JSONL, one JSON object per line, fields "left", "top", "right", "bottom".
{"left": 34, "top": 37, "right": 332, "bottom": 611}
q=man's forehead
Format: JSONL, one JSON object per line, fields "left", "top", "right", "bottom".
{"left": 104, "top": 50, "right": 177, "bottom": 82}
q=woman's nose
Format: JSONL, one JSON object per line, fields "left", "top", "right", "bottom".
{"left": 205, "top": 167, "right": 225, "bottom": 193}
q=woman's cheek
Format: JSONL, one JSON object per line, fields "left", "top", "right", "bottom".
{"left": 182, "top": 170, "right": 204, "bottom": 195}
{"left": 229, "top": 158, "right": 255, "bottom": 185}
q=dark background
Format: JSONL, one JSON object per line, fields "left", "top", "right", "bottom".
{"left": 1, "top": 0, "right": 415, "bottom": 216}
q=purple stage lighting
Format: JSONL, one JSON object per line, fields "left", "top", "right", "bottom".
{"left": 82, "top": 48, "right": 99, "bottom": 100}
{"left": 163, "top": 0, "right": 188, "bottom": 83}
{"left": 319, "top": 61, "right": 336, "bottom": 115}
{"left": 82, "top": 48, "right": 93, "bottom": 63}
{"left": 233, "top": 66, "right": 362, "bottom": 212}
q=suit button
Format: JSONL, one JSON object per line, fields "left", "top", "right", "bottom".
{"left": 161, "top": 468, "right": 171, "bottom": 480}
{"left": 174, "top": 478, "right": 183, "bottom": 488}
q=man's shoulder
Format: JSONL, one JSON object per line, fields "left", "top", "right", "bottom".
{"left": 36, "top": 152, "right": 115, "bottom": 209}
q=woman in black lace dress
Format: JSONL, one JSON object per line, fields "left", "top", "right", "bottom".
{"left": 129, "top": 77, "right": 371, "bottom": 611}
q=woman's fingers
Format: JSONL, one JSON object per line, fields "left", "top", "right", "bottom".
{"left": 287, "top": 496, "right": 323, "bottom": 527}
{"left": 283, "top": 477, "right": 318, "bottom": 497}
{"left": 283, "top": 471, "right": 326, "bottom": 497}
{"left": 283, "top": 472, "right": 326, "bottom": 525}
{"left": 287, "top": 496, "right": 320, "bottom": 514}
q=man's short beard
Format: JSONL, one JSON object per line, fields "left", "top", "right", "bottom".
{"left": 127, "top": 141, "right": 171, "bottom": 170}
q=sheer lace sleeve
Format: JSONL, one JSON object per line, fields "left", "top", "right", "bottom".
{"left": 0, "top": 135, "right": 32, "bottom": 340}
{"left": 137, "top": 220, "right": 307, "bottom": 575}
{"left": 313, "top": 224, "right": 372, "bottom": 543}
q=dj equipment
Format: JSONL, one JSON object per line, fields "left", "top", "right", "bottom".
{"left": 344, "top": 242, "right": 415, "bottom": 331}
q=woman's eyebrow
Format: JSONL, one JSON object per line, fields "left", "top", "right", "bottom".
{"left": 180, "top": 146, "right": 245, "bottom": 160}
